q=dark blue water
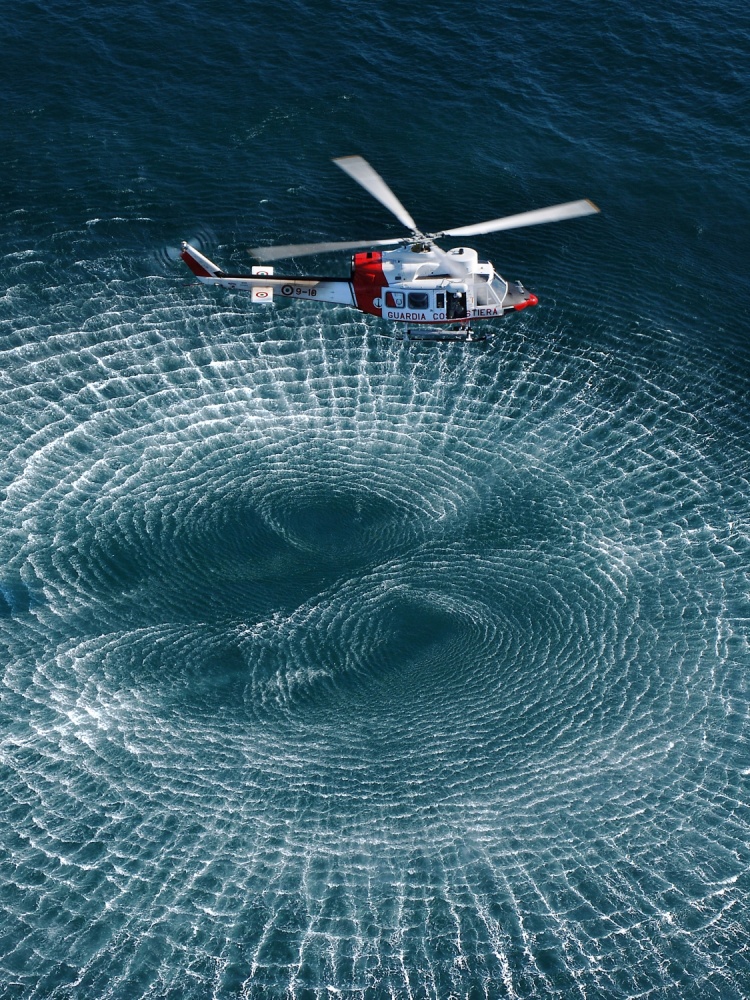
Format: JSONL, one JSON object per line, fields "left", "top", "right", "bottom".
{"left": 1, "top": 2, "right": 749, "bottom": 997}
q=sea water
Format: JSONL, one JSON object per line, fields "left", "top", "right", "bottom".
{"left": 1, "top": 2, "right": 749, "bottom": 997}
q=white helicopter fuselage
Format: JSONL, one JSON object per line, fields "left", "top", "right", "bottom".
{"left": 350, "top": 244, "right": 537, "bottom": 323}
{"left": 180, "top": 154, "right": 598, "bottom": 336}
{"left": 180, "top": 241, "right": 538, "bottom": 326}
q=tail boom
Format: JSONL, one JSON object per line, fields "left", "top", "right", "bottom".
{"left": 180, "top": 242, "right": 355, "bottom": 305}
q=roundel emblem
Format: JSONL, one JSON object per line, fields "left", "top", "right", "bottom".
{"left": 255, "top": 290, "right": 269, "bottom": 298}
{"left": 281, "top": 285, "right": 294, "bottom": 296}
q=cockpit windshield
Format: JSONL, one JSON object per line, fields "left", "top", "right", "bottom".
{"left": 475, "top": 274, "right": 508, "bottom": 307}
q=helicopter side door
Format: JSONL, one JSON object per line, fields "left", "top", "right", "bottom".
{"left": 446, "top": 289, "right": 468, "bottom": 320}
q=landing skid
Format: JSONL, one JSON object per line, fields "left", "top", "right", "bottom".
{"left": 399, "top": 325, "right": 487, "bottom": 343}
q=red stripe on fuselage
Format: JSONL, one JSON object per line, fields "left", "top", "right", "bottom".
{"left": 352, "top": 252, "right": 386, "bottom": 317}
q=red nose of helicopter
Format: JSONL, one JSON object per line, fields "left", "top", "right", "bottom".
{"left": 505, "top": 280, "right": 539, "bottom": 311}
{"left": 514, "top": 291, "right": 539, "bottom": 310}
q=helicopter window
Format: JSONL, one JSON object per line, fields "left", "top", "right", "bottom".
{"left": 489, "top": 277, "right": 507, "bottom": 303}
{"left": 385, "top": 291, "right": 405, "bottom": 308}
{"left": 475, "top": 283, "right": 490, "bottom": 306}
{"left": 407, "top": 292, "right": 429, "bottom": 309}
{"left": 436, "top": 293, "right": 445, "bottom": 309}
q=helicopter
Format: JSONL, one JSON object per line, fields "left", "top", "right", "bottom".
{"left": 180, "top": 156, "right": 599, "bottom": 342}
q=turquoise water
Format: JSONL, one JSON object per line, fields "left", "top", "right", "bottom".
{"left": 1, "top": 2, "right": 749, "bottom": 997}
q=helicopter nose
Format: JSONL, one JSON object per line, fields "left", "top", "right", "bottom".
{"left": 513, "top": 291, "right": 538, "bottom": 311}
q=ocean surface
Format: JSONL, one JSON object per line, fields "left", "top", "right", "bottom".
{"left": 1, "top": 2, "right": 749, "bottom": 997}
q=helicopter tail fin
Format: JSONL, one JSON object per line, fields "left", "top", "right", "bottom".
{"left": 180, "top": 242, "right": 225, "bottom": 279}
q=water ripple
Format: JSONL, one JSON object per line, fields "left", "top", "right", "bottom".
{"left": 0, "top": 267, "right": 748, "bottom": 998}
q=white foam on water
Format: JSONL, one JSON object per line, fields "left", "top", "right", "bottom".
{"left": 0, "top": 255, "right": 748, "bottom": 997}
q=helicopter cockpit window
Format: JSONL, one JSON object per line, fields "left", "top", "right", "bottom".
{"left": 407, "top": 292, "right": 429, "bottom": 309}
{"left": 385, "top": 291, "right": 405, "bottom": 309}
{"left": 475, "top": 282, "right": 490, "bottom": 306}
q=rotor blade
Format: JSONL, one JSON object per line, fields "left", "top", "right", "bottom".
{"left": 439, "top": 199, "right": 600, "bottom": 239}
{"left": 333, "top": 156, "right": 420, "bottom": 234}
{"left": 249, "top": 237, "right": 404, "bottom": 261}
